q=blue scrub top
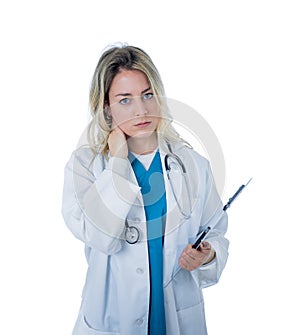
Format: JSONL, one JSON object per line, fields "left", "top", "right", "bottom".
{"left": 130, "top": 151, "right": 167, "bottom": 335}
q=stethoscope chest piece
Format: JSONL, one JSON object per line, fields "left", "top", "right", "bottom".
{"left": 125, "top": 224, "right": 140, "bottom": 244}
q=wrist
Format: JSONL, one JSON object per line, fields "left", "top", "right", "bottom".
{"left": 107, "top": 156, "right": 131, "bottom": 178}
{"left": 203, "top": 249, "right": 216, "bottom": 265}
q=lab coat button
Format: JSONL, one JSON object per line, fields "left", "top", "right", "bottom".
{"left": 135, "top": 318, "right": 144, "bottom": 326}
{"left": 133, "top": 217, "right": 141, "bottom": 222}
{"left": 136, "top": 268, "right": 144, "bottom": 274}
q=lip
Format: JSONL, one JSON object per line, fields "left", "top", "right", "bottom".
{"left": 134, "top": 121, "right": 151, "bottom": 128}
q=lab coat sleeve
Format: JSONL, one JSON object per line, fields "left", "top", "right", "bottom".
{"left": 192, "top": 160, "right": 229, "bottom": 288}
{"left": 61, "top": 149, "right": 141, "bottom": 254}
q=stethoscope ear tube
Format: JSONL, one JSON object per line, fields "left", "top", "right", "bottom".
{"left": 164, "top": 141, "right": 186, "bottom": 173}
{"left": 164, "top": 141, "right": 191, "bottom": 219}
{"left": 164, "top": 152, "right": 186, "bottom": 173}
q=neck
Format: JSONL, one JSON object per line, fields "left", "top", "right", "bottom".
{"left": 128, "top": 132, "right": 158, "bottom": 155}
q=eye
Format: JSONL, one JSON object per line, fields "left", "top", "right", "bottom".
{"left": 119, "top": 97, "right": 131, "bottom": 105}
{"left": 143, "top": 92, "right": 153, "bottom": 100}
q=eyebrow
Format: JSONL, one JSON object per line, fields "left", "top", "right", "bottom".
{"left": 114, "top": 87, "right": 151, "bottom": 97}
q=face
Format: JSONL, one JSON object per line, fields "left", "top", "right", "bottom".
{"left": 107, "top": 69, "right": 160, "bottom": 138}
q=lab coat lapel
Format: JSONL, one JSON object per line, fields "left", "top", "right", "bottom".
{"left": 127, "top": 159, "right": 145, "bottom": 207}
{"left": 159, "top": 148, "right": 182, "bottom": 286}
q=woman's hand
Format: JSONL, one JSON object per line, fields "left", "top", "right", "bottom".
{"left": 108, "top": 126, "right": 128, "bottom": 159}
{"left": 178, "top": 242, "right": 216, "bottom": 271}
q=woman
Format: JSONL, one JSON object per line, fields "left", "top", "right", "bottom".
{"left": 62, "top": 44, "right": 229, "bottom": 335}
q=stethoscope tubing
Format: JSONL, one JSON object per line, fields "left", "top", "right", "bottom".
{"left": 125, "top": 142, "right": 191, "bottom": 244}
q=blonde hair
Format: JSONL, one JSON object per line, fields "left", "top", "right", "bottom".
{"left": 88, "top": 43, "right": 183, "bottom": 157}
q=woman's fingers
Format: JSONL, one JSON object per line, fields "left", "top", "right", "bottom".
{"left": 178, "top": 243, "right": 215, "bottom": 271}
{"left": 108, "top": 127, "right": 128, "bottom": 158}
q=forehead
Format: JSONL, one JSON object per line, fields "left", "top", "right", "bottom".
{"left": 109, "top": 69, "right": 150, "bottom": 95}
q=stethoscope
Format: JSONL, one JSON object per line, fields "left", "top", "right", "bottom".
{"left": 125, "top": 219, "right": 140, "bottom": 244}
{"left": 125, "top": 141, "right": 192, "bottom": 244}
{"left": 164, "top": 141, "right": 192, "bottom": 219}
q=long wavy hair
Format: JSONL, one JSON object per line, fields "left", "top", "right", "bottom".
{"left": 88, "top": 43, "right": 183, "bottom": 157}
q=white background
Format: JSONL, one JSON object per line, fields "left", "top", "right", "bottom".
{"left": 0, "top": 1, "right": 299, "bottom": 334}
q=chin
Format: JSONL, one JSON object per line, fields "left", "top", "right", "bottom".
{"left": 136, "top": 129, "right": 157, "bottom": 138}
{"left": 126, "top": 129, "right": 156, "bottom": 140}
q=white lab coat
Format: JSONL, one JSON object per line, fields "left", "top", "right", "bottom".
{"left": 62, "top": 142, "right": 229, "bottom": 335}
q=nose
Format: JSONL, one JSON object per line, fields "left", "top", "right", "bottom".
{"left": 134, "top": 97, "right": 149, "bottom": 116}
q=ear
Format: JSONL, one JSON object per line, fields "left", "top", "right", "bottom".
{"left": 104, "top": 101, "right": 111, "bottom": 116}
{"left": 104, "top": 100, "right": 110, "bottom": 109}
{"left": 103, "top": 102, "right": 112, "bottom": 127}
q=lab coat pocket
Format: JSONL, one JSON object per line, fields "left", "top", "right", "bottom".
{"left": 177, "top": 303, "right": 207, "bottom": 335}
{"left": 72, "top": 313, "right": 120, "bottom": 335}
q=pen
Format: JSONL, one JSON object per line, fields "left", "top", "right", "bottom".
{"left": 192, "top": 178, "right": 252, "bottom": 250}
{"left": 192, "top": 227, "right": 211, "bottom": 250}
{"left": 223, "top": 178, "right": 252, "bottom": 211}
